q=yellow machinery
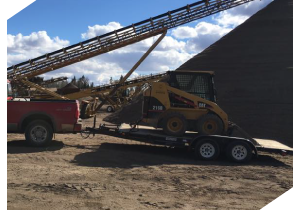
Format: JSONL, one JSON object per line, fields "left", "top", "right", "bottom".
{"left": 142, "top": 70, "right": 228, "bottom": 136}
{"left": 74, "top": 74, "right": 166, "bottom": 118}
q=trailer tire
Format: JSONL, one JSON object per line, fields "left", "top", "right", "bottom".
{"left": 196, "top": 114, "right": 223, "bottom": 135}
{"left": 226, "top": 141, "right": 252, "bottom": 163}
{"left": 25, "top": 120, "right": 53, "bottom": 147}
{"left": 194, "top": 139, "right": 220, "bottom": 160}
{"left": 162, "top": 112, "right": 187, "bottom": 136}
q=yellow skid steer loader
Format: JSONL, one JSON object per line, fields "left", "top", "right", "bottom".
{"left": 142, "top": 71, "right": 229, "bottom": 136}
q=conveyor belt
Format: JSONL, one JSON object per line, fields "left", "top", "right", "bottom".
{"left": 7, "top": 0, "right": 254, "bottom": 80}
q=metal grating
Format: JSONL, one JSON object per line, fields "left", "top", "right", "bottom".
{"left": 170, "top": 73, "right": 213, "bottom": 101}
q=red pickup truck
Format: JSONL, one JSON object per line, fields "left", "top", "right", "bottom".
{"left": 7, "top": 80, "right": 82, "bottom": 146}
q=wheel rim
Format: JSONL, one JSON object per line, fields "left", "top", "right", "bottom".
{"left": 30, "top": 126, "right": 47, "bottom": 142}
{"left": 107, "top": 106, "right": 112, "bottom": 112}
{"left": 199, "top": 143, "right": 215, "bottom": 158}
{"left": 232, "top": 145, "right": 248, "bottom": 160}
{"left": 167, "top": 117, "right": 183, "bottom": 133}
{"left": 202, "top": 119, "right": 218, "bottom": 134}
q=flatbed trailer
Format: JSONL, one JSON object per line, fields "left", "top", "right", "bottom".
{"left": 82, "top": 120, "right": 292, "bottom": 163}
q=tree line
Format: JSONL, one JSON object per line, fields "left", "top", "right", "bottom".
{"left": 70, "top": 75, "right": 94, "bottom": 89}
{"left": 29, "top": 75, "right": 94, "bottom": 89}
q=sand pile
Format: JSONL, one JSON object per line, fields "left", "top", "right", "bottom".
{"left": 177, "top": 0, "right": 293, "bottom": 146}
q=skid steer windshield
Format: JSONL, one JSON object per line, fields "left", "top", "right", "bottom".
{"left": 168, "top": 72, "right": 216, "bottom": 102}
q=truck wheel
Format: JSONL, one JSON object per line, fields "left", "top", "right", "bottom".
{"left": 162, "top": 113, "right": 187, "bottom": 136}
{"left": 107, "top": 106, "right": 114, "bottom": 113}
{"left": 226, "top": 141, "right": 252, "bottom": 163}
{"left": 25, "top": 120, "right": 53, "bottom": 147}
{"left": 197, "top": 114, "right": 223, "bottom": 135}
{"left": 194, "top": 139, "right": 220, "bottom": 160}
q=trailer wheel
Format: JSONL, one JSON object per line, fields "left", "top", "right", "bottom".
{"left": 107, "top": 105, "right": 114, "bottom": 113}
{"left": 25, "top": 120, "right": 53, "bottom": 147}
{"left": 162, "top": 113, "right": 187, "bottom": 136}
{"left": 196, "top": 114, "right": 223, "bottom": 135}
{"left": 226, "top": 141, "right": 252, "bottom": 163}
{"left": 195, "top": 139, "right": 220, "bottom": 160}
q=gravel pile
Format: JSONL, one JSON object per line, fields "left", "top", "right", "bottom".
{"left": 177, "top": 0, "right": 293, "bottom": 146}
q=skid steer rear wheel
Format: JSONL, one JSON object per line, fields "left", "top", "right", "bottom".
{"left": 162, "top": 113, "right": 187, "bottom": 136}
{"left": 197, "top": 114, "right": 223, "bottom": 135}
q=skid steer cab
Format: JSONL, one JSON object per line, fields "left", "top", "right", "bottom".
{"left": 142, "top": 70, "right": 229, "bottom": 136}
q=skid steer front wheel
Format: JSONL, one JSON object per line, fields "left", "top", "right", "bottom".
{"left": 197, "top": 114, "right": 223, "bottom": 135}
{"left": 162, "top": 113, "right": 187, "bottom": 136}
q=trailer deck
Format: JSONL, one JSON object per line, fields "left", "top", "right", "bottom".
{"left": 82, "top": 122, "right": 292, "bottom": 163}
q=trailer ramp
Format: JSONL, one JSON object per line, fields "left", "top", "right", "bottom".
{"left": 255, "top": 139, "right": 293, "bottom": 155}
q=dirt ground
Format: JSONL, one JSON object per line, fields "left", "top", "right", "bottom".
{"left": 7, "top": 112, "right": 293, "bottom": 210}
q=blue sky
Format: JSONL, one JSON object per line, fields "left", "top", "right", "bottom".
{"left": 7, "top": 0, "right": 272, "bottom": 85}
{"left": 8, "top": 0, "right": 205, "bottom": 44}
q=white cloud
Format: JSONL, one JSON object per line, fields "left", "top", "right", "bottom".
{"left": 7, "top": 0, "right": 272, "bottom": 85}
{"left": 7, "top": 31, "right": 69, "bottom": 66}
{"left": 171, "top": 26, "right": 198, "bottom": 39}
{"left": 213, "top": 0, "right": 273, "bottom": 27}
{"left": 213, "top": 11, "right": 248, "bottom": 28}
{"left": 39, "top": 57, "right": 127, "bottom": 85}
{"left": 81, "top": 22, "right": 122, "bottom": 39}
{"left": 182, "top": 22, "right": 231, "bottom": 53}
{"left": 195, "top": 22, "right": 230, "bottom": 36}
{"left": 7, "top": 31, "right": 69, "bottom": 54}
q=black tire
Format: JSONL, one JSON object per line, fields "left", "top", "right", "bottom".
{"left": 194, "top": 139, "right": 220, "bottom": 160}
{"left": 162, "top": 112, "right": 187, "bottom": 136}
{"left": 25, "top": 120, "right": 53, "bottom": 147}
{"left": 226, "top": 141, "right": 253, "bottom": 163}
{"left": 197, "top": 114, "right": 224, "bottom": 135}
{"left": 106, "top": 106, "right": 114, "bottom": 113}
